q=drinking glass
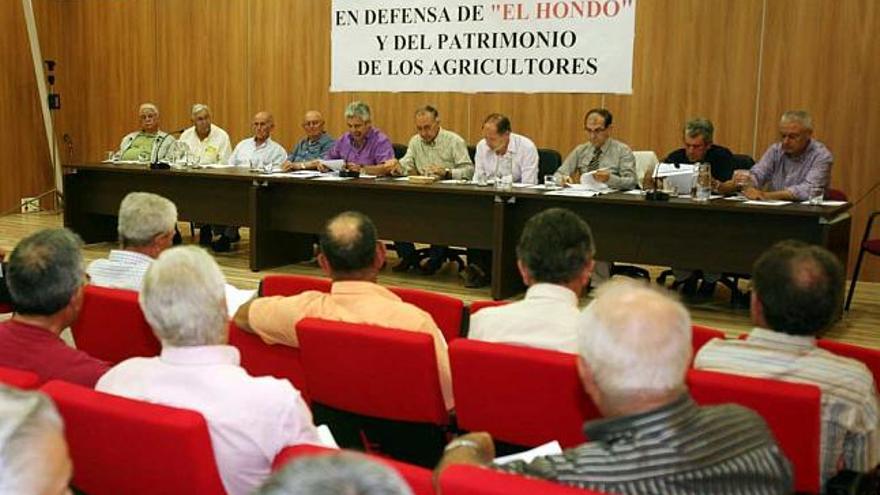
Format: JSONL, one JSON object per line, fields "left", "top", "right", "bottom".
{"left": 694, "top": 163, "right": 712, "bottom": 202}
{"left": 808, "top": 186, "right": 824, "bottom": 205}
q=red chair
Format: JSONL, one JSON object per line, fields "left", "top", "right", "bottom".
{"left": 0, "top": 365, "right": 39, "bottom": 389}
{"left": 273, "top": 444, "right": 434, "bottom": 495}
{"left": 441, "top": 464, "right": 607, "bottom": 495}
{"left": 449, "top": 339, "right": 598, "bottom": 449}
{"left": 227, "top": 321, "right": 308, "bottom": 399}
{"left": 468, "top": 300, "right": 509, "bottom": 315}
{"left": 41, "top": 380, "right": 226, "bottom": 495}
{"left": 846, "top": 210, "right": 880, "bottom": 310}
{"left": 297, "top": 318, "right": 450, "bottom": 466}
{"left": 687, "top": 369, "right": 822, "bottom": 494}
{"left": 388, "top": 286, "right": 464, "bottom": 342}
{"left": 260, "top": 274, "right": 331, "bottom": 297}
{"left": 0, "top": 303, "right": 11, "bottom": 313}
{"left": 825, "top": 188, "right": 848, "bottom": 202}
{"left": 691, "top": 324, "right": 726, "bottom": 355}
{"left": 817, "top": 339, "right": 880, "bottom": 392}
{"left": 70, "top": 285, "right": 160, "bottom": 364}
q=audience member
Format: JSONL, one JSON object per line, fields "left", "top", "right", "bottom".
{"left": 0, "top": 386, "right": 72, "bottom": 495}
{"left": 438, "top": 280, "right": 794, "bottom": 494}
{"left": 234, "top": 211, "right": 452, "bottom": 410}
{"left": 258, "top": 453, "right": 412, "bottom": 495}
{"left": 695, "top": 240, "right": 878, "bottom": 486}
{"left": 116, "top": 103, "right": 176, "bottom": 163}
{"left": 469, "top": 208, "right": 594, "bottom": 353}
{"left": 97, "top": 246, "right": 320, "bottom": 495}
{"left": 324, "top": 101, "right": 396, "bottom": 176}
{"left": 282, "top": 110, "right": 335, "bottom": 171}
{"left": 178, "top": 103, "right": 232, "bottom": 166}
{"left": 393, "top": 105, "right": 473, "bottom": 275}
{"left": 0, "top": 228, "right": 109, "bottom": 387}
{"left": 719, "top": 110, "right": 832, "bottom": 201}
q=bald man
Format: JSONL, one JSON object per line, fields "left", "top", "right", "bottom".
{"left": 282, "top": 110, "right": 335, "bottom": 171}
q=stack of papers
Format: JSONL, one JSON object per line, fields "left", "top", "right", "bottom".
{"left": 579, "top": 170, "right": 611, "bottom": 192}
{"left": 320, "top": 159, "right": 345, "bottom": 172}
{"left": 800, "top": 200, "right": 847, "bottom": 207}
{"left": 494, "top": 441, "right": 563, "bottom": 465}
{"left": 653, "top": 163, "right": 695, "bottom": 193}
{"left": 743, "top": 199, "right": 792, "bottom": 206}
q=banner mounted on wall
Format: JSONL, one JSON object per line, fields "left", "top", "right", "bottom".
{"left": 331, "top": 0, "right": 637, "bottom": 94}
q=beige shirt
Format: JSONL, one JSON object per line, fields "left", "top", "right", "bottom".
{"left": 249, "top": 281, "right": 453, "bottom": 410}
{"left": 555, "top": 137, "right": 638, "bottom": 190}
{"left": 178, "top": 124, "right": 232, "bottom": 165}
{"left": 399, "top": 128, "right": 474, "bottom": 180}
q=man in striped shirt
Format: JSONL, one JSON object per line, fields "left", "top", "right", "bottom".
{"left": 695, "top": 241, "right": 879, "bottom": 487}
{"left": 438, "top": 281, "right": 793, "bottom": 494}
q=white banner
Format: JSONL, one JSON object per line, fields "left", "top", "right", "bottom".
{"left": 331, "top": 0, "right": 636, "bottom": 94}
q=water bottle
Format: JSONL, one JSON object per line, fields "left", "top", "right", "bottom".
{"left": 694, "top": 162, "right": 712, "bottom": 202}
{"left": 495, "top": 155, "right": 514, "bottom": 192}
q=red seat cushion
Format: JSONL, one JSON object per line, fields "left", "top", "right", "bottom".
{"left": 273, "top": 444, "right": 434, "bottom": 495}
{"left": 41, "top": 380, "right": 226, "bottom": 495}
{"left": 389, "top": 286, "right": 463, "bottom": 342}
{"left": 450, "top": 339, "right": 598, "bottom": 448}
{"left": 261, "top": 274, "right": 332, "bottom": 296}
{"left": 0, "top": 365, "right": 40, "bottom": 389}
{"left": 227, "top": 321, "right": 308, "bottom": 400}
{"left": 71, "top": 285, "right": 160, "bottom": 364}
{"left": 441, "top": 464, "right": 608, "bottom": 495}
{"left": 818, "top": 338, "right": 880, "bottom": 392}
{"left": 691, "top": 324, "right": 726, "bottom": 355}
{"left": 468, "top": 300, "right": 509, "bottom": 315}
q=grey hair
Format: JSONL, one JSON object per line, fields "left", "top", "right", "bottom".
{"left": 140, "top": 246, "right": 228, "bottom": 347}
{"left": 191, "top": 103, "right": 211, "bottom": 117}
{"left": 684, "top": 118, "right": 715, "bottom": 142}
{"left": 139, "top": 103, "right": 158, "bottom": 114}
{"left": 118, "top": 192, "right": 178, "bottom": 248}
{"left": 258, "top": 452, "right": 413, "bottom": 495}
{"left": 0, "top": 386, "right": 65, "bottom": 494}
{"left": 578, "top": 280, "right": 692, "bottom": 408}
{"left": 414, "top": 105, "right": 439, "bottom": 120}
{"left": 6, "top": 228, "right": 84, "bottom": 315}
{"left": 780, "top": 110, "right": 813, "bottom": 130}
{"left": 344, "top": 101, "right": 372, "bottom": 122}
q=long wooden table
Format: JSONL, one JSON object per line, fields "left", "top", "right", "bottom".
{"left": 63, "top": 163, "right": 852, "bottom": 299}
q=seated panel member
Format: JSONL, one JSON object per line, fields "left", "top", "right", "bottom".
{"left": 234, "top": 211, "right": 453, "bottom": 411}
{"left": 469, "top": 208, "right": 594, "bottom": 353}
{"left": 0, "top": 229, "right": 110, "bottom": 387}
{"left": 324, "top": 101, "right": 396, "bottom": 176}
{"left": 116, "top": 103, "right": 176, "bottom": 162}
{"left": 178, "top": 103, "right": 232, "bottom": 165}
{"left": 695, "top": 241, "right": 878, "bottom": 486}
{"left": 718, "top": 110, "right": 832, "bottom": 201}
{"left": 281, "top": 110, "right": 335, "bottom": 171}
{"left": 553, "top": 108, "right": 637, "bottom": 190}
{"left": 97, "top": 246, "right": 320, "bottom": 495}
{"left": 393, "top": 105, "right": 474, "bottom": 275}
{"left": 474, "top": 113, "right": 539, "bottom": 185}
{"left": 438, "top": 281, "right": 794, "bottom": 495}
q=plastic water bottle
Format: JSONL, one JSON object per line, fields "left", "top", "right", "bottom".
{"left": 694, "top": 162, "right": 712, "bottom": 202}
{"left": 495, "top": 156, "right": 514, "bottom": 192}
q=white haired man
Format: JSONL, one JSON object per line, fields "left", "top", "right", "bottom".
{"left": 324, "top": 101, "right": 396, "bottom": 176}
{"left": 437, "top": 281, "right": 793, "bottom": 494}
{"left": 116, "top": 103, "right": 176, "bottom": 163}
{"left": 258, "top": 452, "right": 412, "bottom": 495}
{"left": 718, "top": 110, "right": 832, "bottom": 200}
{"left": 178, "top": 103, "right": 232, "bottom": 166}
{"left": 97, "top": 246, "right": 320, "bottom": 495}
{"left": 0, "top": 386, "right": 72, "bottom": 495}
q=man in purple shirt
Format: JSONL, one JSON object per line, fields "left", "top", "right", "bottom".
{"left": 720, "top": 110, "right": 833, "bottom": 201}
{"left": 0, "top": 229, "right": 110, "bottom": 387}
{"left": 324, "top": 101, "right": 396, "bottom": 176}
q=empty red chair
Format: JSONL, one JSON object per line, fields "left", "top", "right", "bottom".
{"left": 440, "top": 464, "right": 607, "bottom": 495}
{"left": 227, "top": 321, "right": 308, "bottom": 399}
{"left": 846, "top": 210, "right": 880, "bottom": 310}
{"left": 273, "top": 444, "right": 434, "bottom": 495}
{"left": 389, "top": 286, "right": 464, "bottom": 342}
{"left": 0, "top": 303, "right": 11, "bottom": 313}
{"left": 449, "top": 339, "right": 598, "bottom": 449}
{"left": 687, "top": 369, "right": 821, "bottom": 494}
{"left": 691, "top": 324, "right": 726, "bottom": 355}
{"left": 260, "top": 274, "right": 331, "bottom": 297}
{"left": 0, "top": 365, "right": 39, "bottom": 389}
{"left": 818, "top": 339, "right": 880, "bottom": 392}
{"left": 468, "top": 299, "right": 509, "bottom": 315}
{"left": 41, "top": 380, "right": 226, "bottom": 495}
{"left": 71, "top": 285, "right": 160, "bottom": 364}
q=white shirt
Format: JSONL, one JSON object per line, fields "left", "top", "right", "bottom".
{"left": 468, "top": 283, "right": 580, "bottom": 353}
{"left": 178, "top": 124, "right": 232, "bottom": 165}
{"left": 228, "top": 137, "right": 287, "bottom": 167}
{"left": 474, "top": 132, "right": 540, "bottom": 185}
{"left": 96, "top": 345, "right": 320, "bottom": 495}
{"left": 695, "top": 327, "right": 880, "bottom": 485}
{"left": 87, "top": 250, "right": 153, "bottom": 291}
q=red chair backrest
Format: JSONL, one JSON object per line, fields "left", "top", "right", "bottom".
{"left": 273, "top": 444, "right": 435, "bottom": 495}
{"left": 389, "top": 286, "right": 464, "bottom": 342}
{"left": 818, "top": 339, "right": 880, "bottom": 392}
{"left": 687, "top": 369, "right": 821, "bottom": 494}
{"left": 260, "top": 274, "right": 332, "bottom": 297}
{"left": 825, "top": 188, "right": 848, "bottom": 202}
{"left": 297, "top": 318, "right": 448, "bottom": 425}
{"left": 41, "top": 380, "right": 226, "bottom": 495}
{"left": 468, "top": 300, "right": 509, "bottom": 315}
{"left": 0, "top": 365, "right": 40, "bottom": 389}
{"left": 70, "top": 285, "right": 161, "bottom": 364}
{"left": 440, "top": 464, "right": 607, "bottom": 495}
{"left": 449, "top": 339, "right": 598, "bottom": 448}
{"left": 691, "top": 324, "right": 726, "bottom": 355}
{"left": 227, "top": 321, "right": 308, "bottom": 399}
{"left": 0, "top": 303, "right": 11, "bottom": 313}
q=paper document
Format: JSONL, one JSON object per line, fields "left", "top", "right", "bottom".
{"left": 225, "top": 285, "right": 256, "bottom": 317}
{"left": 287, "top": 170, "right": 324, "bottom": 179}
{"left": 200, "top": 163, "right": 235, "bottom": 169}
{"left": 317, "top": 425, "right": 339, "bottom": 449}
{"left": 439, "top": 179, "right": 469, "bottom": 185}
{"left": 359, "top": 174, "right": 377, "bottom": 179}
{"left": 545, "top": 188, "right": 606, "bottom": 198}
{"left": 744, "top": 200, "right": 792, "bottom": 206}
{"left": 495, "top": 441, "right": 563, "bottom": 465}
{"left": 578, "top": 170, "right": 611, "bottom": 192}
{"left": 653, "top": 163, "right": 695, "bottom": 194}
{"left": 313, "top": 176, "right": 354, "bottom": 181}
{"left": 800, "top": 200, "right": 847, "bottom": 207}
{"left": 320, "top": 159, "right": 344, "bottom": 172}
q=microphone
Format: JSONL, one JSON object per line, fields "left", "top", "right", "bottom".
{"left": 646, "top": 162, "right": 669, "bottom": 201}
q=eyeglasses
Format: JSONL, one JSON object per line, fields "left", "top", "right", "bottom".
{"left": 584, "top": 127, "right": 606, "bottom": 135}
